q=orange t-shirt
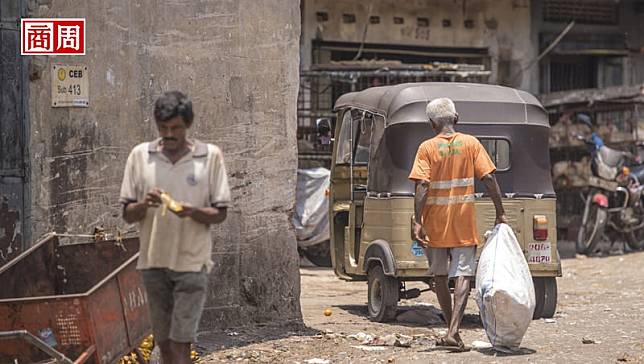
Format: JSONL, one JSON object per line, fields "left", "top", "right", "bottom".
{"left": 408, "top": 132, "right": 496, "bottom": 248}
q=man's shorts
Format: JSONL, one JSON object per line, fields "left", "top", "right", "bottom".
{"left": 424, "top": 246, "right": 477, "bottom": 278}
{"left": 141, "top": 267, "right": 208, "bottom": 343}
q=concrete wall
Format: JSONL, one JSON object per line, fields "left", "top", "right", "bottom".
{"left": 300, "top": 0, "right": 538, "bottom": 92}
{"left": 27, "top": 0, "right": 301, "bottom": 328}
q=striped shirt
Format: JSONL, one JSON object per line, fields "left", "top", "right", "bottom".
{"left": 409, "top": 133, "right": 496, "bottom": 248}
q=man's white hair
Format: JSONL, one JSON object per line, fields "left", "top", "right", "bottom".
{"left": 426, "top": 98, "right": 457, "bottom": 126}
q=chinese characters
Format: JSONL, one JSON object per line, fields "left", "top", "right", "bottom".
{"left": 21, "top": 19, "right": 85, "bottom": 55}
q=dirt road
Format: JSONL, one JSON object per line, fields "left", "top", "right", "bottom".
{"left": 199, "top": 252, "right": 644, "bottom": 363}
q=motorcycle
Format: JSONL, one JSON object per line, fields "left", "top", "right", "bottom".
{"left": 575, "top": 115, "right": 644, "bottom": 255}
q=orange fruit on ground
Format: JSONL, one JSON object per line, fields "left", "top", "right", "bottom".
{"left": 324, "top": 308, "right": 332, "bottom": 316}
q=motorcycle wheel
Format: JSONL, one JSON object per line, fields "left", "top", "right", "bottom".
{"left": 301, "top": 240, "right": 332, "bottom": 267}
{"left": 576, "top": 204, "right": 608, "bottom": 255}
{"left": 626, "top": 228, "right": 644, "bottom": 251}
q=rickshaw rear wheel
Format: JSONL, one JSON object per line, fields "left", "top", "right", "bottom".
{"left": 533, "top": 277, "right": 557, "bottom": 319}
{"left": 367, "top": 265, "right": 398, "bottom": 322}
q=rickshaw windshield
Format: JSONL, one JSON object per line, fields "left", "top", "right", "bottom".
{"left": 336, "top": 110, "right": 359, "bottom": 164}
{"left": 336, "top": 109, "right": 376, "bottom": 165}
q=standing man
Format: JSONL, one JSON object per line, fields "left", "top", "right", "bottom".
{"left": 120, "top": 91, "right": 231, "bottom": 363}
{"left": 409, "top": 98, "right": 507, "bottom": 351}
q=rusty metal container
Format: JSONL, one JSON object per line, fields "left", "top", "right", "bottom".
{"left": 0, "top": 233, "right": 150, "bottom": 363}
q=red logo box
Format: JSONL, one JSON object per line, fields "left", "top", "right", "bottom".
{"left": 21, "top": 18, "right": 85, "bottom": 55}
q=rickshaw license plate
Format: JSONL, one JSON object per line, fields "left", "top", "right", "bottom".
{"left": 527, "top": 242, "right": 552, "bottom": 264}
{"left": 411, "top": 241, "right": 426, "bottom": 257}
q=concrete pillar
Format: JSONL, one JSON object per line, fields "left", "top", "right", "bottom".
{"left": 27, "top": 0, "right": 302, "bottom": 327}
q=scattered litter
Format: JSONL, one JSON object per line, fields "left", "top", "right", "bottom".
{"left": 371, "top": 334, "right": 398, "bottom": 347}
{"left": 347, "top": 332, "right": 412, "bottom": 347}
{"left": 603, "top": 308, "right": 612, "bottom": 312}
{"left": 395, "top": 334, "right": 413, "bottom": 348}
{"left": 403, "top": 333, "right": 434, "bottom": 347}
{"left": 227, "top": 331, "right": 239, "bottom": 336}
{"left": 371, "top": 334, "right": 413, "bottom": 348}
{"left": 305, "top": 359, "right": 330, "bottom": 364}
{"left": 471, "top": 340, "right": 493, "bottom": 350}
{"left": 351, "top": 345, "right": 387, "bottom": 351}
{"left": 617, "top": 353, "right": 632, "bottom": 362}
{"left": 347, "top": 332, "right": 374, "bottom": 344}
{"left": 582, "top": 337, "right": 601, "bottom": 344}
{"left": 544, "top": 318, "right": 556, "bottom": 323}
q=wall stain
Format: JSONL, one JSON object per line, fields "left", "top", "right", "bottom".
{"left": 0, "top": 197, "right": 22, "bottom": 263}
{"left": 48, "top": 122, "right": 98, "bottom": 232}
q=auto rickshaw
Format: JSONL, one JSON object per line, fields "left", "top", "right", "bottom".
{"left": 328, "top": 82, "right": 560, "bottom": 322}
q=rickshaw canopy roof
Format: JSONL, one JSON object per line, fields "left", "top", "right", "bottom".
{"left": 332, "top": 82, "right": 554, "bottom": 196}
{"left": 334, "top": 82, "right": 549, "bottom": 127}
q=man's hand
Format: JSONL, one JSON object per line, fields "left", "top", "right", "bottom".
{"left": 172, "top": 202, "right": 194, "bottom": 218}
{"left": 482, "top": 174, "right": 507, "bottom": 227}
{"left": 144, "top": 188, "right": 163, "bottom": 207}
{"left": 412, "top": 221, "right": 430, "bottom": 248}
{"left": 123, "top": 187, "right": 163, "bottom": 224}
{"left": 171, "top": 202, "right": 228, "bottom": 225}
{"left": 495, "top": 214, "right": 509, "bottom": 226}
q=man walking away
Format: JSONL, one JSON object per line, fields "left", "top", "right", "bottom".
{"left": 120, "top": 91, "right": 231, "bottom": 363}
{"left": 409, "top": 98, "right": 507, "bottom": 352}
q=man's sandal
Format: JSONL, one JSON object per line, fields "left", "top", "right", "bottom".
{"left": 435, "top": 337, "right": 471, "bottom": 352}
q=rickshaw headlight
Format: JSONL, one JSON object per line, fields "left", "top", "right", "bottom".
{"left": 533, "top": 215, "right": 548, "bottom": 241}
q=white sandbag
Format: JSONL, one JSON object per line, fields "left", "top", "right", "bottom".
{"left": 476, "top": 223, "right": 535, "bottom": 352}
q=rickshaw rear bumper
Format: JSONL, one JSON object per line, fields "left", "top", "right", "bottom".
{"left": 529, "top": 265, "right": 562, "bottom": 277}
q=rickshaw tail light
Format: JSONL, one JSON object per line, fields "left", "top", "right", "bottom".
{"left": 533, "top": 215, "right": 548, "bottom": 241}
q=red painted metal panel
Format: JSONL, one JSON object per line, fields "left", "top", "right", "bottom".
{"left": 117, "top": 262, "right": 151, "bottom": 350}
{"left": 0, "top": 235, "right": 150, "bottom": 363}
{"left": 0, "top": 297, "right": 93, "bottom": 362}
{"left": 88, "top": 278, "right": 129, "bottom": 363}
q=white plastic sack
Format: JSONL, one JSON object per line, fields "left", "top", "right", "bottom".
{"left": 292, "top": 168, "right": 330, "bottom": 248}
{"left": 476, "top": 223, "right": 535, "bottom": 352}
